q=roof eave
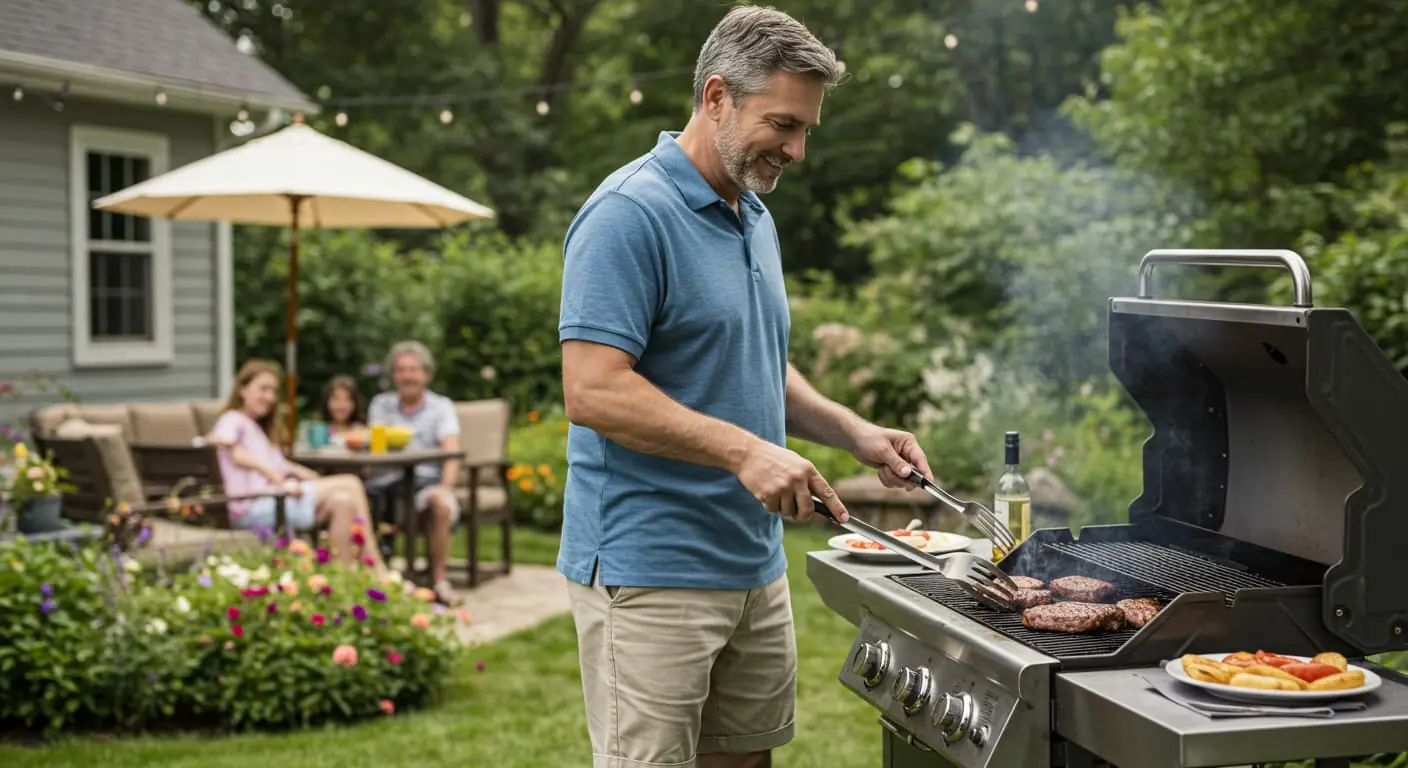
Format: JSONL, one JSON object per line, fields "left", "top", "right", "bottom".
{"left": 0, "top": 48, "right": 319, "bottom": 117}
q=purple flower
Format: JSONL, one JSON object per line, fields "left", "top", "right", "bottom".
{"left": 252, "top": 526, "right": 273, "bottom": 544}
{"left": 267, "top": 602, "right": 278, "bottom": 615}
{"left": 136, "top": 527, "right": 152, "bottom": 546}
{"left": 352, "top": 605, "right": 367, "bottom": 621}
{"left": 366, "top": 588, "right": 387, "bottom": 602}
{"left": 333, "top": 614, "right": 344, "bottom": 626}
{"left": 198, "top": 575, "right": 213, "bottom": 588}
{"left": 39, "top": 599, "right": 55, "bottom": 614}
{"left": 316, "top": 548, "right": 330, "bottom": 565}
{"left": 40, "top": 582, "right": 52, "bottom": 598}
{"left": 276, "top": 537, "right": 289, "bottom": 550}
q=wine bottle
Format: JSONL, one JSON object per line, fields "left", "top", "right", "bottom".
{"left": 993, "top": 431, "right": 1031, "bottom": 561}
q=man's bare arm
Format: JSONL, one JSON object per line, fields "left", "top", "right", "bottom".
{"left": 562, "top": 340, "right": 763, "bottom": 473}
{"left": 784, "top": 362, "right": 868, "bottom": 452}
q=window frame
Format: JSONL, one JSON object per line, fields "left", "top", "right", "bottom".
{"left": 69, "top": 125, "right": 173, "bottom": 368}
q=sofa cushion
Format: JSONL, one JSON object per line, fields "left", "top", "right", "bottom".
{"left": 129, "top": 403, "right": 202, "bottom": 445}
{"left": 190, "top": 399, "right": 226, "bottom": 436}
{"left": 53, "top": 418, "right": 145, "bottom": 507}
{"left": 74, "top": 404, "right": 135, "bottom": 443}
{"left": 30, "top": 404, "right": 77, "bottom": 437}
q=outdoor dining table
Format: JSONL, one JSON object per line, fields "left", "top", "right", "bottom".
{"left": 291, "top": 446, "right": 462, "bottom": 581}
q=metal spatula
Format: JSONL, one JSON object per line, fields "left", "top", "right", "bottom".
{"left": 811, "top": 496, "right": 1016, "bottom": 611}
{"left": 905, "top": 469, "right": 1018, "bottom": 556}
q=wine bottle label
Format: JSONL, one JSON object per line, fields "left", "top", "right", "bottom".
{"left": 994, "top": 498, "right": 1011, "bottom": 528}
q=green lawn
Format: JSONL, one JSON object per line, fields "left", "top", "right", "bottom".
{"left": 0, "top": 525, "right": 879, "bottom": 768}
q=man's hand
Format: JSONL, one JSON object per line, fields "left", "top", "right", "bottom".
{"left": 850, "top": 425, "right": 935, "bottom": 489}
{"left": 282, "top": 477, "right": 303, "bottom": 498}
{"left": 735, "top": 441, "right": 848, "bottom": 524}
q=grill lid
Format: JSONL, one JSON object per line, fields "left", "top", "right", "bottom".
{"left": 1108, "top": 249, "right": 1408, "bottom": 653}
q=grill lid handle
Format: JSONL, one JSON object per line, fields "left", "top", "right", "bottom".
{"left": 1137, "top": 248, "right": 1314, "bottom": 307}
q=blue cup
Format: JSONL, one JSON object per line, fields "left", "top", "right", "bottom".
{"left": 306, "top": 421, "right": 330, "bottom": 448}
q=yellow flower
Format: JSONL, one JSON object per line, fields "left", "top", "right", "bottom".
{"left": 13, "top": 443, "right": 26, "bottom": 460}
{"left": 537, "top": 464, "right": 552, "bottom": 477}
{"left": 518, "top": 478, "right": 534, "bottom": 493}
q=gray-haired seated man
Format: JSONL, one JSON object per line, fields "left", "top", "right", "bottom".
{"left": 365, "top": 340, "right": 463, "bottom": 605}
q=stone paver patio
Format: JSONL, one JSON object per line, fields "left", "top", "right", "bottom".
{"left": 450, "top": 563, "right": 570, "bottom": 646}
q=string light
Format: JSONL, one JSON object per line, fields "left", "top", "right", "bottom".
{"left": 237, "top": 105, "right": 250, "bottom": 122}
{"left": 888, "top": 73, "right": 903, "bottom": 88}
{"left": 944, "top": 34, "right": 959, "bottom": 49}
{"left": 629, "top": 86, "right": 643, "bottom": 104}
{"left": 1025, "top": 0, "right": 1038, "bottom": 11}
{"left": 334, "top": 110, "right": 348, "bottom": 126}
{"left": 439, "top": 108, "right": 454, "bottom": 124}
{"left": 10, "top": 85, "right": 20, "bottom": 101}
{"left": 155, "top": 89, "right": 167, "bottom": 106}
{"left": 536, "top": 100, "right": 550, "bottom": 116}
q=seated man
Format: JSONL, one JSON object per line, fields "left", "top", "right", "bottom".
{"left": 367, "top": 340, "right": 462, "bottom": 604}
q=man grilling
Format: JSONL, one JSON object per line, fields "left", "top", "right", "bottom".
{"left": 556, "top": 6, "right": 937, "bottom": 767}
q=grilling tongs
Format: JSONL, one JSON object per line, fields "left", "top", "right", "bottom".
{"left": 810, "top": 496, "right": 1017, "bottom": 611}
{"left": 905, "top": 469, "right": 1019, "bottom": 556}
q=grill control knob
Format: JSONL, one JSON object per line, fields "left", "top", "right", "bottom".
{"left": 888, "top": 667, "right": 933, "bottom": 715}
{"left": 932, "top": 692, "right": 975, "bottom": 744}
{"left": 851, "top": 641, "right": 892, "bottom": 689}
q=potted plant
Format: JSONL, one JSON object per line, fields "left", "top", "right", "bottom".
{"left": 6, "top": 442, "right": 76, "bottom": 534}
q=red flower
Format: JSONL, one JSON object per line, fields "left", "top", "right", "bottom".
{"left": 311, "top": 613, "right": 326, "bottom": 627}
{"left": 352, "top": 531, "right": 366, "bottom": 546}
{"left": 386, "top": 651, "right": 403, "bottom": 666}
{"left": 227, "top": 606, "right": 241, "bottom": 621}
{"left": 232, "top": 624, "right": 245, "bottom": 638}
{"left": 241, "top": 586, "right": 269, "bottom": 598}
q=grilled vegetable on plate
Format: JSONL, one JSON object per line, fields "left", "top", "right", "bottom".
{"left": 1166, "top": 651, "right": 1382, "bottom": 703}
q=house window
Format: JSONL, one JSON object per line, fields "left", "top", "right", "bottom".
{"left": 70, "top": 126, "right": 172, "bottom": 367}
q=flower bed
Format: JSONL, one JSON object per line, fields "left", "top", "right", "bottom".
{"left": 0, "top": 527, "right": 466, "bottom": 737}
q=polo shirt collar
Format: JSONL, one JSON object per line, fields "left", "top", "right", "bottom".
{"left": 654, "top": 131, "right": 764, "bottom": 214}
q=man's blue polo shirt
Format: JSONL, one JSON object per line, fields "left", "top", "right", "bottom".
{"left": 556, "top": 130, "right": 791, "bottom": 590}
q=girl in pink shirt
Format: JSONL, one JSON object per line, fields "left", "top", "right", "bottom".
{"left": 208, "top": 360, "right": 383, "bottom": 570}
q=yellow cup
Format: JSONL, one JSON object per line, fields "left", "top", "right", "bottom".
{"left": 370, "top": 424, "right": 388, "bottom": 454}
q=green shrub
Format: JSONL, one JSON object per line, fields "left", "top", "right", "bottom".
{"left": 0, "top": 532, "right": 465, "bottom": 737}
{"left": 505, "top": 407, "right": 570, "bottom": 530}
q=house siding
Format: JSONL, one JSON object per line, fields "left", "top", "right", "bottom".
{"left": 0, "top": 95, "right": 219, "bottom": 427}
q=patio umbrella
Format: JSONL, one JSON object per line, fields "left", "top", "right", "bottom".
{"left": 92, "top": 115, "right": 494, "bottom": 447}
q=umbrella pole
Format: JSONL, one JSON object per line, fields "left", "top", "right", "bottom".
{"left": 285, "top": 195, "right": 303, "bottom": 453}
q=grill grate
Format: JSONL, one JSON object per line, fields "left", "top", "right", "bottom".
{"left": 892, "top": 572, "right": 1169, "bottom": 659}
{"left": 890, "top": 537, "right": 1289, "bottom": 662}
{"left": 1048, "top": 540, "right": 1284, "bottom": 600}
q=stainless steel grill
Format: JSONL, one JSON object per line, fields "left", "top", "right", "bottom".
{"left": 808, "top": 249, "right": 1408, "bottom": 768}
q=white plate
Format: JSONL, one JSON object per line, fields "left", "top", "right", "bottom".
{"left": 1164, "top": 654, "right": 1382, "bottom": 703}
{"left": 828, "top": 531, "right": 973, "bottom": 561}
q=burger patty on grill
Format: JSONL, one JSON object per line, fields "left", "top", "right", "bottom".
{"left": 1049, "top": 576, "right": 1116, "bottom": 603}
{"left": 1021, "top": 602, "right": 1126, "bottom": 633}
{"left": 1117, "top": 597, "right": 1161, "bottom": 629}
{"left": 1011, "top": 588, "right": 1052, "bottom": 610}
{"left": 1009, "top": 575, "right": 1045, "bottom": 590}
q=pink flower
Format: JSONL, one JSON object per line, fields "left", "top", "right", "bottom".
{"left": 386, "top": 651, "right": 403, "bottom": 666}
{"left": 311, "top": 613, "right": 326, "bottom": 627}
{"left": 316, "top": 548, "right": 330, "bottom": 565}
{"left": 410, "top": 613, "right": 431, "bottom": 630}
{"left": 231, "top": 624, "right": 245, "bottom": 638}
{"left": 412, "top": 587, "right": 436, "bottom": 602}
{"left": 379, "top": 699, "right": 395, "bottom": 715}
{"left": 227, "top": 606, "right": 241, "bottom": 621}
{"left": 456, "top": 608, "right": 471, "bottom": 624}
{"left": 332, "top": 644, "right": 358, "bottom": 666}
{"left": 475, "top": 660, "right": 485, "bottom": 672}
{"left": 241, "top": 586, "right": 269, "bottom": 598}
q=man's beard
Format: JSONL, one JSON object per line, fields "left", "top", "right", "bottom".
{"left": 716, "top": 115, "right": 789, "bottom": 194}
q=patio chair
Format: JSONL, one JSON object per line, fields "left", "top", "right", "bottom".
{"left": 454, "top": 398, "right": 514, "bottom": 587}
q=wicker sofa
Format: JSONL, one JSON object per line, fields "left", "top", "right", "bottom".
{"left": 26, "top": 397, "right": 515, "bottom": 583}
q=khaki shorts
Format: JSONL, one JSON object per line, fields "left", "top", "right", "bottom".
{"left": 567, "top": 569, "right": 798, "bottom": 767}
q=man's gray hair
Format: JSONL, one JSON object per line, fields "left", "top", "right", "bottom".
{"left": 386, "top": 340, "right": 435, "bottom": 377}
{"left": 692, "top": 5, "right": 845, "bottom": 109}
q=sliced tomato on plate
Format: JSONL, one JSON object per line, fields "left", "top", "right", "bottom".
{"left": 1254, "top": 650, "right": 1298, "bottom": 668}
